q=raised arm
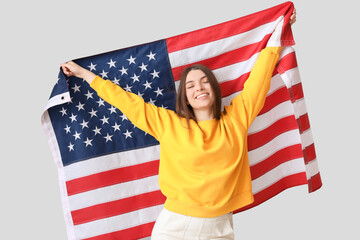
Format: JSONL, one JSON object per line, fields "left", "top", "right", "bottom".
{"left": 224, "top": 47, "right": 280, "bottom": 127}
{"left": 61, "top": 61, "right": 169, "bottom": 140}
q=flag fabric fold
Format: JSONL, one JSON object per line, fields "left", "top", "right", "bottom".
{"left": 41, "top": 1, "right": 321, "bottom": 239}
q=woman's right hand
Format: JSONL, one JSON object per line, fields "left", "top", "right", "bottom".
{"left": 61, "top": 61, "right": 84, "bottom": 78}
{"left": 61, "top": 61, "right": 97, "bottom": 85}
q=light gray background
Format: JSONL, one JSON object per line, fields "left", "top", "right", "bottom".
{"left": 1, "top": 0, "right": 359, "bottom": 239}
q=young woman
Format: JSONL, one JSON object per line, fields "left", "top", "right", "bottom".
{"left": 61, "top": 11, "right": 296, "bottom": 240}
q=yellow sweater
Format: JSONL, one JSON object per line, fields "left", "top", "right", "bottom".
{"left": 90, "top": 47, "right": 280, "bottom": 218}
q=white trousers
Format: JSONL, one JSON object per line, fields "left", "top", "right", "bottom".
{"left": 151, "top": 207, "right": 234, "bottom": 240}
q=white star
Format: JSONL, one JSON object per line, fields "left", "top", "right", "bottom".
{"left": 68, "top": 96, "right": 73, "bottom": 104}
{"left": 120, "top": 114, "right": 128, "bottom": 121}
{"left": 104, "top": 133, "right": 113, "bottom": 142}
{"left": 60, "top": 107, "right": 67, "bottom": 116}
{"left": 84, "top": 91, "right": 94, "bottom": 100}
{"left": 75, "top": 102, "right": 85, "bottom": 111}
{"left": 107, "top": 59, "right": 117, "bottom": 68}
{"left": 154, "top": 87, "right": 164, "bottom": 96}
{"left": 83, "top": 137, "right": 93, "bottom": 147}
{"left": 100, "top": 115, "right": 109, "bottom": 125}
{"left": 130, "top": 73, "right": 140, "bottom": 83}
{"left": 127, "top": 55, "right": 136, "bottom": 65}
{"left": 97, "top": 98, "right": 105, "bottom": 107}
{"left": 150, "top": 69, "right": 160, "bottom": 79}
{"left": 73, "top": 131, "right": 81, "bottom": 140}
{"left": 143, "top": 80, "right": 152, "bottom": 90}
{"left": 64, "top": 124, "right": 71, "bottom": 134}
{"left": 137, "top": 91, "right": 144, "bottom": 98}
{"left": 88, "top": 62, "right": 97, "bottom": 71}
{"left": 92, "top": 126, "right": 102, "bottom": 135}
{"left": 147, "top": 51, "right": 156, "bottom": 61}
{"left": 100, "top": 70, "right": 109, "bottom": 79}
{"left": 68, "top": 142, "right": 74, "bottom": 152}
{"left": 148, "top": 98, "right": 156, "bottom": 105}
{"left": 161, "top": 104, "right": 168, "bottom": 109}
{"left": 112, "top": 77, "right": 120, "bottom": 85}
{"left": 119, "top": 66, "right": 128, "bottom": 75}
{"left": 69, "top": 113, "right": 77, "bottom": 122}
{"left": 112, "top": 122, "right": 121, "bottom": 132}
{"left": 80, "top": 119, "right": 89, "bottom": 129}
{"left": 138, "top": 62, "right": 148, "bottom": 72}
{"left": 124, "top": 84, "right": 133, "bottom": 92}
{"left": 88, "top": 108, "right": 98, "bottom": 118}
{"left": 72, "top": 84, "right": 81, "bottom": 93}
{"left": 108, "top": 105, "right": 117, "bottom": 114}
{"left": 123, "top": 129, "right": 133, "bottom": 139}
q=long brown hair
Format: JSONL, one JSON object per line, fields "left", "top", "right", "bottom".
{"left": 175, "top": 64, "right": 222, "bottom": 129}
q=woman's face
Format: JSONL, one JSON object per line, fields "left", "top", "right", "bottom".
{"left": 185, "top": 69, "right": 215, "bottom": 114}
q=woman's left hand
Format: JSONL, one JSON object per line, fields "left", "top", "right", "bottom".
{"left": 290, "top": 8, "right": 296, "bottom": 25}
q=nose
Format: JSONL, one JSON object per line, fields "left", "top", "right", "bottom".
{"left": 195, "top": 82, "right": 204, "bottom": 91}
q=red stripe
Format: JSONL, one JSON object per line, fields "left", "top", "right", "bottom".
{"left": 303, "top": 143, "right": 316, "bottom": 164}
{"left": 220, "top": 72, "right": 249, "bottom": 97}
{"left": 248, "top": 115, "right": 299, "bottom": 151}
{"left": 258, "top": 86, "right": 291, "bottom": 116}
{"left": 71, "top": 190, "right": 165, "bottom": 225}
{"left": 250, "top": 144, "right": 303, "bottom": 180}
{"left": 291, "top": 82, "right": 304, "bottom": 101}
{"left": 66, "top": 160, "right": 159, "bottom": 196}
{"left": 166, "top": 1, "right": 294, "bottom": 53}
{"left": 308, "top": 172, "right": 322, "bottom": 193}
{"left": 297, "top": 113, "right": 310, "bottom": 134}
{"left": 171, "top": 35, "right": 270, "bottom": 81}
{"left": 235, "top": 172, "right": 308, "bottom": 213}
{"left": 83, "top": 222, "right": 155, "bottom": 240}
{"left": 277, "top": 52, "right": 298, "bottom": 74}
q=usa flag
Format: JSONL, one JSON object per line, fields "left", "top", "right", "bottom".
{"left": 41, "top": 1, "right": 321, "bottom": 239}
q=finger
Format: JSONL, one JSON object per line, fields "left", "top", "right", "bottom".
{"left": 61, "top": 65, "right": 73, "bottom": 76}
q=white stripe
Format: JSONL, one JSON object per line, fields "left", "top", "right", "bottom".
{"left": 41, "top": 111, "right": 77, "bottom": 240}
{"left": 305, "top": 158, "right": 320, "bottom": 180}
{"left": 212, "top": 53, "right": 259, "bottom": 83}
{"left": 41, "top": 111, "right": 63, "bottom": 168}
{"left": 249, "top": 100, "right": 295, "bottom": 134}
{"left": 293, "top": 98, "right": 307, "bottom": 119}
{"left": 252, "top": 158, "right": 306, "bottom": 194}
{"left": 279, "top": 46, "right": 295, "bottom": 59}
{"left": 64, "top": 145, "right": 160, "bottom": 181}
{"left": 266, "top": 16, "right": 284, "bottom": 47}
{"left": 300, "top": 128, "right": 314, "bottom": 149}
{"left": 268, "top": 73, "right": 287, "bottom": 95}
{"left": 169, "top": 16, "right": 284, "bottom": 68}
{"left": 69, "top": 175, "right": 160, "bottom": 211}
{"left": 74, "top": 205, "right": 163, "bottom": 239}
{"left": 280, "top": 66, "right": 301, "bottom": 89}
{"left": 248, "top": 129, "right": 302, "bottom": 166}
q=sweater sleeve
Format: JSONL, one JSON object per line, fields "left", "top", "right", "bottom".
{"left": 90, "top": 76, "right": 170, "bottom": 141}
{"left": 224, "top": 46, "right": 280, "bottom": 127}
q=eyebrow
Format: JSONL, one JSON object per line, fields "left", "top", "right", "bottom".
{"left": 185, "top": 75, "right": 207, "bottom": 85}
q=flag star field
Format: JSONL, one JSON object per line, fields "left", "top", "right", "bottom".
{"left": 48, "top": 40, "right": 176, "bottom": 166}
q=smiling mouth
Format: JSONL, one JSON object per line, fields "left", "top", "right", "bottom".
{"left": 195, "top": 93, "right": 209, "bottom": 99}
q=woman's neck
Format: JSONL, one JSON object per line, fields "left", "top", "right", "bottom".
{"left": 194, "top": 109, "right": 214, "bottom": 121}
